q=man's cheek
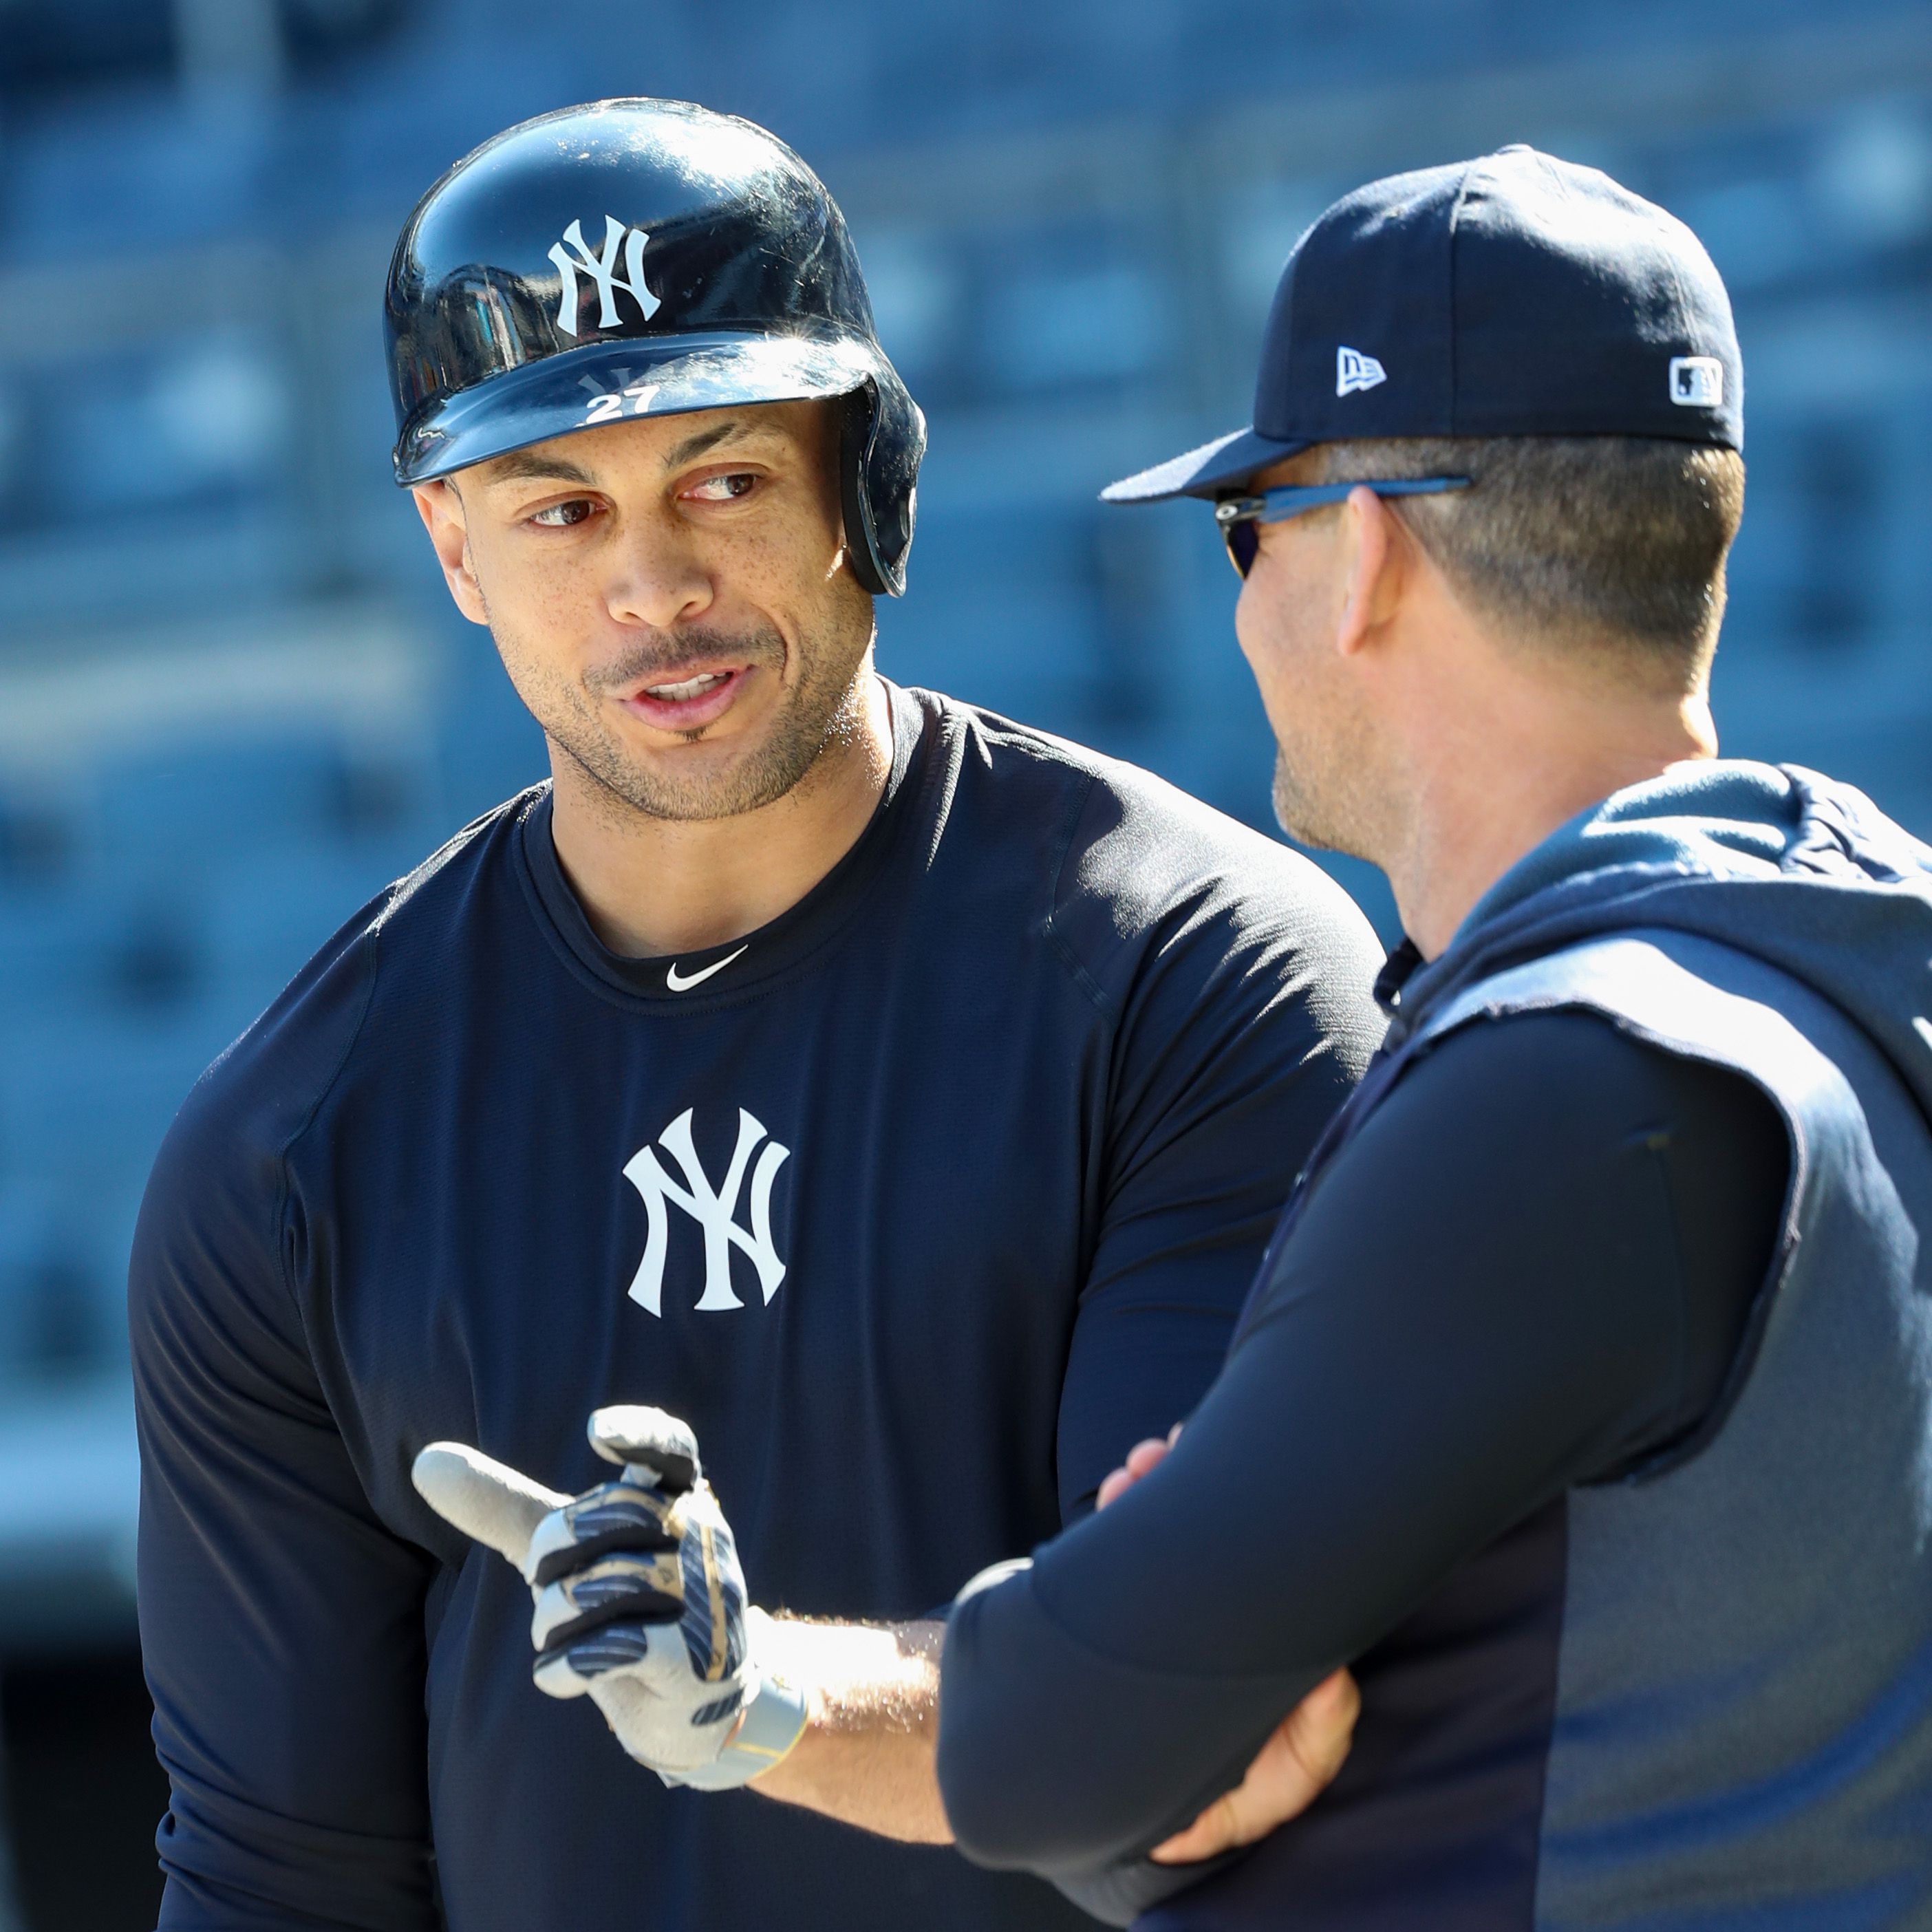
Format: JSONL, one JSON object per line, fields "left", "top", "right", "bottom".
{"left": 1234, "top": 589, "right": 1267, "bottom": 674}
{"left": 1235, "top": 604, "right": 1289, "bottom": 706}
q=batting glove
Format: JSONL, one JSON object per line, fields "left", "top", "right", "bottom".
{"left": 412, "top": 1406, "right": 808, "bottom": 1788}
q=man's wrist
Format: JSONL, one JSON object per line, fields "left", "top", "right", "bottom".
{"left": 661, "top": 1668, "right": 811, "bottom": 1790}
{"left": 723, "top": 1615, "right": 953, "bottom": 1843}
{"left": 659, "top": 1609, "right": 812, "bottom": 1790}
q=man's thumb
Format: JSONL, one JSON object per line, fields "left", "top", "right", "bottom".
{"left": 412, "top": 1442, "right": 569, "bottom": 1569}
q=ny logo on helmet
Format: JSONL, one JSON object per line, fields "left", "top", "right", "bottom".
{"left": 550, "top": 215, "right": 661, "bottom": 336}
{"left": 622, "top": 1108, "right": 790, "bottom": 1316}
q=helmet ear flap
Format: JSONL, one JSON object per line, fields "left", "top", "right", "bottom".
{"left": 839, "top": 389, "right": 893, "bottom": 597}
{"left": 838, "top": 379, "right": 923, "bottom": 598}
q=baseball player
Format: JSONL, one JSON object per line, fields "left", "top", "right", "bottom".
{"left": 928, "top": 149, "right": 1932, "bottom": 1924}
{"left": 129, "top": 100, "right": 1382, "bottom": 1932}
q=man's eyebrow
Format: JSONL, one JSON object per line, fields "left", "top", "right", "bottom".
{"left": 480, "top": 449, "right": 597, "bottom": 487}
{"left": 661, "top": 418, "right": 775, "bottom": 468}
{"left": 477, "top": 417, "right": 778, "bottom": 487}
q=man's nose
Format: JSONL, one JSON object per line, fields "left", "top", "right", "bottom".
{"left": 605, "top": 521, "right": 714, "bottom": 631}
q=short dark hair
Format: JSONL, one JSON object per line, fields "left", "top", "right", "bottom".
{"left": 1312, "top": 436, "right": 1746, "bottom": 684}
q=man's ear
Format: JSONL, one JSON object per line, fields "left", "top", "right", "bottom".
{"left": 413, "top": 480, "right": 489, "bottom": 626}
{"left": 1333, "top": 486, "right": 1406, "bottom": 660}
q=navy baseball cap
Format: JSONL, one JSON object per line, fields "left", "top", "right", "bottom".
{"left": 1106, "top": 145, "right": 1741, "bottom": 503}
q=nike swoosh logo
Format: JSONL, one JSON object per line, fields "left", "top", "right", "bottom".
{"left": 665, "top": 944, "right": 749, "bottom": 993}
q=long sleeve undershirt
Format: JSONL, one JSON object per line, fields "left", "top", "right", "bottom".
{"left": 938, "top": 1009, "right": 1789, "bottom": 1907}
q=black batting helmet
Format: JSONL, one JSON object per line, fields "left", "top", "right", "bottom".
{"left": 385, "top": 99, "right": 925, "bottom": 597}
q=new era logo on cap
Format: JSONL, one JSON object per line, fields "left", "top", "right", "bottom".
{"left": 1337, "top": 346, "right": 1386, "bottom": 396}
{"left": 1669, "top": 356, "right": 1724, "bottom": 408}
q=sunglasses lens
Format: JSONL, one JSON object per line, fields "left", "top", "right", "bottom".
{"left": 1225, "top": 519, "right": 1259, "bottom": 577}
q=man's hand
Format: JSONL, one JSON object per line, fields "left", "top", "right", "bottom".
{"left": 1095, "top": 1429, "right": 1360, "bottom": 1863}
{"left": 1094, "top": 1422, "right": 1184, "bottom": 1510}
{"left": 1147, "top": 1669, "right": 1359, "bottom": 1863}
{"left": 412, "top": 1407, "right": 808, "bottom": 1788}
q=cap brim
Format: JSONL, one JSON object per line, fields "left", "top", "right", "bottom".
{"left": 394, "top": 331, "right": 881, "bottom": 485}
{"left": 1101, "top": 425, "right": 1311, "bottom": 503}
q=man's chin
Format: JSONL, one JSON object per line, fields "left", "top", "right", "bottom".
{"left": 1271, "top": 766, "right": 1327, "bottom": 850}
{"left": 1271, "top": 762, "right": 1367, "bottom": 861}
{"left": 610, "top": 758, "right": 782, "bottom": 824}
{"left": 558, "top": 715, "right": 816, "bottom": 825}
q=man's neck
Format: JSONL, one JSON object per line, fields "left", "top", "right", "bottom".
{"left": 1384, "top": 680, "right": 1717, "bottom": 960}
{"left": 548, "top": 672, "right": 895, "bottom": 958}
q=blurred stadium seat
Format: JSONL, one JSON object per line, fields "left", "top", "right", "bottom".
{"left": 0, "top": 1, "right": 1927, "bottom": 1924}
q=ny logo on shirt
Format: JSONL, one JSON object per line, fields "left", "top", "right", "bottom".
{"left": 622, "top": 1108, "right": 790, "bottom": 1316}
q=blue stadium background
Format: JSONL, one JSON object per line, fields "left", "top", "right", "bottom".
{"left": 0, "top": 2, "right": 1928, "bottom": 1924}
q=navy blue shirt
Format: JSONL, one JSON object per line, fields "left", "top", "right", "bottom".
{"left": 938, "top": 999, "right": 1789, "bottom": 1926}
{"left": 129, "top": 684, "right": 1386, "bottom": 1932}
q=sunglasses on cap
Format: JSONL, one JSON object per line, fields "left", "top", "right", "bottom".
{"left": 1214, "top": 475, "right": 1472, "bottom": 577}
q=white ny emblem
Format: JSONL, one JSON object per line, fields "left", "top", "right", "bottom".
{"left": 549, "top": 215, "right": 662, "bottom": 336}
{"left": 622, "top": 1109, "right": 790, "bottom": 1316}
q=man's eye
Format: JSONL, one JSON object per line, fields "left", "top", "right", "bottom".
{"left": 686, "top": 473, "right": 759, "bottom": 504}
{"left": 530, "top": 499, "right": 596, "bottom": 528}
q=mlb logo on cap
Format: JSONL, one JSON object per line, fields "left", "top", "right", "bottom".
{"left": 1670, "top": 356, "right": 1725, "bottom": 409}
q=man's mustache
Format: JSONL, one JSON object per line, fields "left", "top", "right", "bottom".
{"left": 585, "top": 625, "right": 786, "bottom": 694}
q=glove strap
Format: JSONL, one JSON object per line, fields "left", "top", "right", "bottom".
{"left": 661, "top": 1664, "right": 810, "bottom": 1791}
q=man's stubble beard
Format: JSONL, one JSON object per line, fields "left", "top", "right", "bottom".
{"left": 1269, "top": 715, "right": 1384, "bottom": 864}
{"left": 1270, "top": 749, "right": 1333, "bottom": 850}
{"left": 491, "top": 603, "right": 875, "bottom": 825}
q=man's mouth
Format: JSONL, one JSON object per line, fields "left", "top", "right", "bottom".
{"left": 615, "top": 663, "right": 754, "bottom": 732}
{"left": 645, "top": 670, "right": 733, "bottom": 702}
